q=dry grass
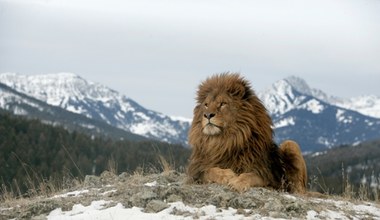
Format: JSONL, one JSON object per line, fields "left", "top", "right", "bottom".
{"left": 158, "top": 155, "right": 173, "bottom": 174}
{"left": 2, "top": 152, "right": 379, "bottom": 206}
{"left": 107, "top": 156, "right": 118, "bottom": 175}
{"left": 1, "top": 151, "right": 82, "bottom": 203}
{"left": 309, "top": 164, "right": 380, "bottom": 202}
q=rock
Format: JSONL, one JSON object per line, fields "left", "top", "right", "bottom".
{"left": 2, "top": 171, "right": 380, "bottom": 219}
{"left": 83, "top": 175, "right": 101, "bottom": 187}
{"left": 144, "top": 200, "right": 169, "bottom": 213}
{"left": 129, "top": 190, "right": 157, "bottom": 207}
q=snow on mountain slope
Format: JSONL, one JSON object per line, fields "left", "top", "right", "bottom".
{"left": 258, "top": 75, "right": 380, "bottom": 119}
{"left": 0, "top": 83, "right": 43, "bottom": 115}
{"left": 332, "top": 95, "right": 380, "bottom": 119}
{"left": 0, "top": 82, "right": 146, "bottom": 141}
{"left": 258, "top": 76, "right": 380, "bottom": 151}
{"left": 0, "top": 73, "right": 190, "bottom": 145}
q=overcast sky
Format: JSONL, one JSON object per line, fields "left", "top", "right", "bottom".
{"left": 0, "top": 0, "right": 379, "bottom": 118}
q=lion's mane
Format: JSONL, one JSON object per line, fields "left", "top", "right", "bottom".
{"left": 187, "top": 73, "right": 294, "bottom": 190}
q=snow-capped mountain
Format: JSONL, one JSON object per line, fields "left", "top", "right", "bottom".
{"left": 258, "top": 76, "right": 380, "bottom": 152}
{"left": 259, "top": 76, "right": 380, "bottom": 119}
{"left": 1, "top": 72, "right": 379, "bottom": 151}
{"left": 0, "top": 73, "right": 190, "bottom": 145}
{"left": 0, "top": 82, "right": 146, "bottom": 141}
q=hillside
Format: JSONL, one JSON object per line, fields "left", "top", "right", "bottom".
{"left": 1, "top": 171, "right": 380, "bottom": 219}
{"left": 0, "top": 112, "right": 190, "bottom": 195}
{"left": 306, "top": 139, "right": 380, "bottom": 198}
{"left": 0, "top": 82, "right": 146, "bottom": 141}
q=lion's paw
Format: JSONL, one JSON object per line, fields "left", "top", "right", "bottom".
{"left": 228, "top": 176, "right": 251, "bottom": 192}
{"left": 205, "top": 167, "right": 237, "bottom": 185}
{"left": 228, "top": 173, "right": 265, "bottom": 192}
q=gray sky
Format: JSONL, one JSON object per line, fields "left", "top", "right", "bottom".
{"left": 1, "top": 0, "right": 379, "bottom": 118}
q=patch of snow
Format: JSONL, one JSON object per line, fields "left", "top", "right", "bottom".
{"left": 170, "top": 116, "right": 192, "bottom": 123}
{"left": 52, "top": 190, "right": 89, "bottom": 198}
{"left": 282, "top": 194, "right": 297, "bottom": 200}
{"left": 336, "top": 109, "right": 345, "bottom": 122}
{"left": 306, "top": 210, "right": 318, "bottom": 220}
{"left": 273, "top": 117, "right": 295, "bottom": 129}
{"left": 47, "top": 201, "right": 257, "bottom": 220}
{"left": 101, "top": 190, "right": 117, "bottom": 196}
{"left": 130, "top": 122, "right": 156, "bottom": 136}
{"left": 335, "top": 95, "right": 380, "bottom": 119}
{"left": 134, "top": 112, "right": 150, "bottom": 121}
{"left": 300, "top": 99, "right": 324, "bottom": 114}
{"left": 66, "top": 105, "right": 83, "bottom": 114}
{"left": 80, "top": 123, "right": 96, "bottom": 129}
{"left": 144, "top": 181, "right": 158, "bottom": 187}
{"left": 48, "top": 200, "right": 111, "bottom": 219}
{"left": 317, "top": 137, "right": 333, "bottom": 147}
{"left": 319, "top": 210, "right": 348, "bottom": 219}
{"left": 46, "top": 197, "right": 380, "bottom": 220}
{"left": 12, "top": 106, "right": 28, "bottom": 115}
{"left": 311, "top": 151, "right": 327, "bottom": 157}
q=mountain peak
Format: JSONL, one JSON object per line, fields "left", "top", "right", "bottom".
{"left": 282, "top": 76, "right": 312, "bottom": 96}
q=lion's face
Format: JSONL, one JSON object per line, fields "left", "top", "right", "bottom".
{"left": 200, "top": 92, "right": 237, "bottom": 136}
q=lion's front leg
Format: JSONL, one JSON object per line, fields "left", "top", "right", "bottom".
{"left": 204, "top": 167, "right": 237, "bottom": 185}
{"left": 228, "top": 173, "right": 266, "bottom": 192}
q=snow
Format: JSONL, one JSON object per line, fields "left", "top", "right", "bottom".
{"left": 46, "top": 198, "right": 380, "bottom": 220}
{"left": 311, "top": 151, "right": 327, "bottom": 157}
{"left": 47, "top": 201, "right": 258, "bottom": 220}
{"left": 273, "top": 117, "right": 295, "bottom": 128}
{"left": 336, "top": 109, "right": 354, "bottom": 124}
{"left": 257, "top": 76, "right": 380, "bottom": 121}
{"left": 144, "top": 180, "right": 158, "bottom": 187}
{"left": 0, "top": 72, "right": 191, "bottom": 145}
{"left": 2, "top": 185, "right": 378, "bottom": 220}
{"left": 284, "top": 76, "right": 313, "bottom": 96}
{"left": 170, "top": 116, "right": 192, "bottom": 123}
{"left": 335, "top": 95, "right": 380, "bottom": 119}
{"left": 336, "top": 109, "right": 345, "bottom": 122}
{"left": 317, "top": 137, "right": 333, "bottom": 147}
{"left": 52, "top": 190, "right": 89, "bottom": 198}
{"left": 300, "top": 99, "right": 324, "bottom": 114}
{"left": 134, "top": 112, "right": 150, "bottom": 121}
{"left": 130, "top": 122, "right": 156, "bottom": 136}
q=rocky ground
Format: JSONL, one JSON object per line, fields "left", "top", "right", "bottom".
{"left": 1, "top": 171, "right": 380, "bottom": 219}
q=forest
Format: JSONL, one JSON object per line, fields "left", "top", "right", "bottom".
{"left": 306, "top": 139, "right": 380, "bottom": 199}
{"left": 0, "top": 111, "right": 190, "bottom": 196}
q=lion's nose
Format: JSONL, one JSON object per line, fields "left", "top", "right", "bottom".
{"left": 204, "top": 113, "right": 216, "bottom": 119}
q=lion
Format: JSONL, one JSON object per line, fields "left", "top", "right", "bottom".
{"left": 187, "top": 73, "right": 307, "bottom": 194}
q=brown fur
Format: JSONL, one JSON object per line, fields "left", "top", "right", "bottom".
{"left": 187, "top": 73, "right": 307, "bottom": 193}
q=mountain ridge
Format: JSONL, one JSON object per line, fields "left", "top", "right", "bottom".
{"left": 0, "top": 72, "right": 190, "bottom": 145}
{"left": 259, "top": 75, "right": 380, "bottom": 119}
{"left": 257, "top": 77, "right": 380, "bottom": 151}
{"left": 0, "top": 82, "right": 147, "bottom": 141}
{"left": 1, "top": 72, "right": 380, "bottom": 151}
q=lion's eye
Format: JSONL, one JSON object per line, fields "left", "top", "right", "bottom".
{"left": 204, "top": 103, "right": 208, "bottom": 108}
{"left": 220, "top": 102, "right": 227, "bottom": 107}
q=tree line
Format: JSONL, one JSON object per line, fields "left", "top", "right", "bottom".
{"left": 0, "top": 111, "right": 190, "bottom": 195}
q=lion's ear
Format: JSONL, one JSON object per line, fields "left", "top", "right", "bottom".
{"left": 228, "top": 83, "right": 249, "bottom": 99}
